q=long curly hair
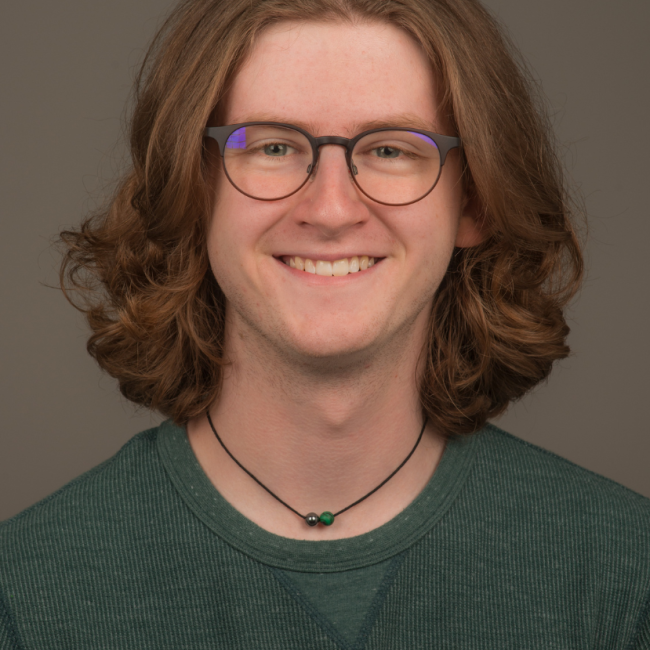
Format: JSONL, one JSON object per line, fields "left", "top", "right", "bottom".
{"left": 60, "top": 0, "right": 584, "bottom": 436}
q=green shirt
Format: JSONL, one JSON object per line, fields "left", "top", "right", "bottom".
{"left": 1, "top": 420, "right": 649, "bottom": 649}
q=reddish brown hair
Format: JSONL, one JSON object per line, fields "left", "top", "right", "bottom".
{"left": 60, "top": 0, "right": 584, "bottom": 435}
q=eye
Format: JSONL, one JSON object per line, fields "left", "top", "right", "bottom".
{"left": 374, "top": 145, "right": 401, "bottom": 159}
{"left": 264, "top": 143, "right": 290, "bottom": 156}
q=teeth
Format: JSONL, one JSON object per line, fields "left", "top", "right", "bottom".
{"left": 285, "top": 256, "right": 376, "bottom": 276}
{"left": 332, "top": 259, "right": 349, "bottom": 276}
{"left": 315, "top": 260, "right": 333, "bottom": 276}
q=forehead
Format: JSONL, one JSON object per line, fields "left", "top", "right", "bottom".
{"left": 222, "top": 20, "right": 441, "bottom": 135}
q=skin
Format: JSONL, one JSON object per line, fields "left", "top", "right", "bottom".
{"left": 187, "top": 20, "right": 484, "bottom": 540}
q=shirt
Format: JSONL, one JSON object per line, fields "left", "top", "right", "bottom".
{"left": 1, "top": 420, "right": 649, "bottom": 649}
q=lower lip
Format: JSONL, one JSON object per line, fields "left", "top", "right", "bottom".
{"left": 275, "top": 257, "right": 384, "bottom": 284}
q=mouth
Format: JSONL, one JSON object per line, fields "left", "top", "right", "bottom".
{"left": 279, "top": 255, "right": 382, "bottom": 277}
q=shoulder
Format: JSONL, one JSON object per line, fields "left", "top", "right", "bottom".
{"left": 478, "top": 422, "right": 650, "bottom": 508}
{"left": 467, "top": 424, "right": 650, "bottom": 644}
{"left": 471, "top": 422, "right": 650, "bottom": 558}
{"left": 0, "top": 422, "right": 193, "bottom": 646}
{"left": 0, "top": 424, "right": 168, "bottom": 558}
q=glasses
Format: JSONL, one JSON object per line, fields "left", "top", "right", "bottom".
{"left": 203, "top": 122, "right": 461, "bottom": 206}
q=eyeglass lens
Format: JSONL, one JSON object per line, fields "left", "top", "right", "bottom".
{"left": 223, "top": 125, "right": 442, "bottom": 205}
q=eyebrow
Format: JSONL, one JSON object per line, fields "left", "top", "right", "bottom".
{"left": 230, "top": 113, "right": 442, "bottom": 135}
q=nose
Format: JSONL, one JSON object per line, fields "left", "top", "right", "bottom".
{"left": 292, "top": 144, "right": 370, "bottom": 237}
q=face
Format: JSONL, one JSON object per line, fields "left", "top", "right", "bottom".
{"left": 208, "top": 21, "right": 482, "bottom": 367}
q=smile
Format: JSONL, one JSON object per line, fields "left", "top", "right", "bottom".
{"left": 281, "top": 256, "right": 378, "bottom": 276}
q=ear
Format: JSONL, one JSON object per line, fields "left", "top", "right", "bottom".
{"left": 454, "top": 192, "right": 489, "bottom": 248}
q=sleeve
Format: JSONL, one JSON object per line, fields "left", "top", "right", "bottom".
{"left": 0, "top": 589, "right": 23, "bottom": 650}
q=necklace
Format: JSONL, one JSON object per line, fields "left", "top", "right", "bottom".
{"left": 206, "top": 412, "right": 427, "bottom": 527}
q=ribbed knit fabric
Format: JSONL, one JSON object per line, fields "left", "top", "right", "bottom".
{"left": 1, "top": 420, "right": 649, "bottom": 649}
{"left": 276, "top": 558, "right": 395, "bottom": 645}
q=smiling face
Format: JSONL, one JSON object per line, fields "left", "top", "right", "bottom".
{"left": 207, "top": 20, "right": 482, "bottom": 367}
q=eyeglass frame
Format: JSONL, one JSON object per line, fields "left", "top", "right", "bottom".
{"left": 203, "top": 122, "right": 461, "bottom": 207}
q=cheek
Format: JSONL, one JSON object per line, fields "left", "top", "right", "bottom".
{"left": 397, "top": 191, "right": 463, "bottom": 261}
{"left": 207, "top": 190, "right": 243, "bottom": 291}
{"left": 395, "top": 190, "right": 463, "bottom": 299}
{"left": 208, "top": 160, "right": 257, "bottom": 259}
{"left": 424, "top": 183, "right": 464, "bottom": 252}
{"left": 206, "top": 185, "right": 278, "bottom": 294}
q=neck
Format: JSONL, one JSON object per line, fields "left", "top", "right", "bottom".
{"left": 186, "top": 308, "right": 446, "bottom": 540}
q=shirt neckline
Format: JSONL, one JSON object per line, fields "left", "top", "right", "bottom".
{"left": 157, "top": 419, "right": 481, "bottom": 572}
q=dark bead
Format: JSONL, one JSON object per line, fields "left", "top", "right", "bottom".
{"left": 305, "top": 513, "right": 320, "bottom": 527}
{"left": 319, "top": 511, "right": 335, "bottom": 526}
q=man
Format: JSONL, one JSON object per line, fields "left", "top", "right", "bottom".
{"left": 2, "top": 0, "right": 649, "bottom": 647}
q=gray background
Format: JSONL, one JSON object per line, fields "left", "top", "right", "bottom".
{"left": 1, "top": 0, "right": 648, "bottom": 521}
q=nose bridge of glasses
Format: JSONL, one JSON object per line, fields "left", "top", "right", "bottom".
{"left": 309, "top": 135, "right": 355, "bottom": 176}
{"left": 314, "top": 135, "right": 352, "bottom": 148}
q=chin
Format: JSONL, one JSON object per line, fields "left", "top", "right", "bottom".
{"left": 278, "top": 321, "right": 386, "bottom": 367}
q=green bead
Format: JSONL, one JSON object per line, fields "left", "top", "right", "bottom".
{"left": 319, "top": 511, "right": 335, "bottom": 526}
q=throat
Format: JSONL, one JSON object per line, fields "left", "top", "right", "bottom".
{"left": 187, "top": 395, "right": 443, "bottom": 540}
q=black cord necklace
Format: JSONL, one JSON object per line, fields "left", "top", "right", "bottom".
{"left": 206, "top": 411, "right": 428, "bottom": 527}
